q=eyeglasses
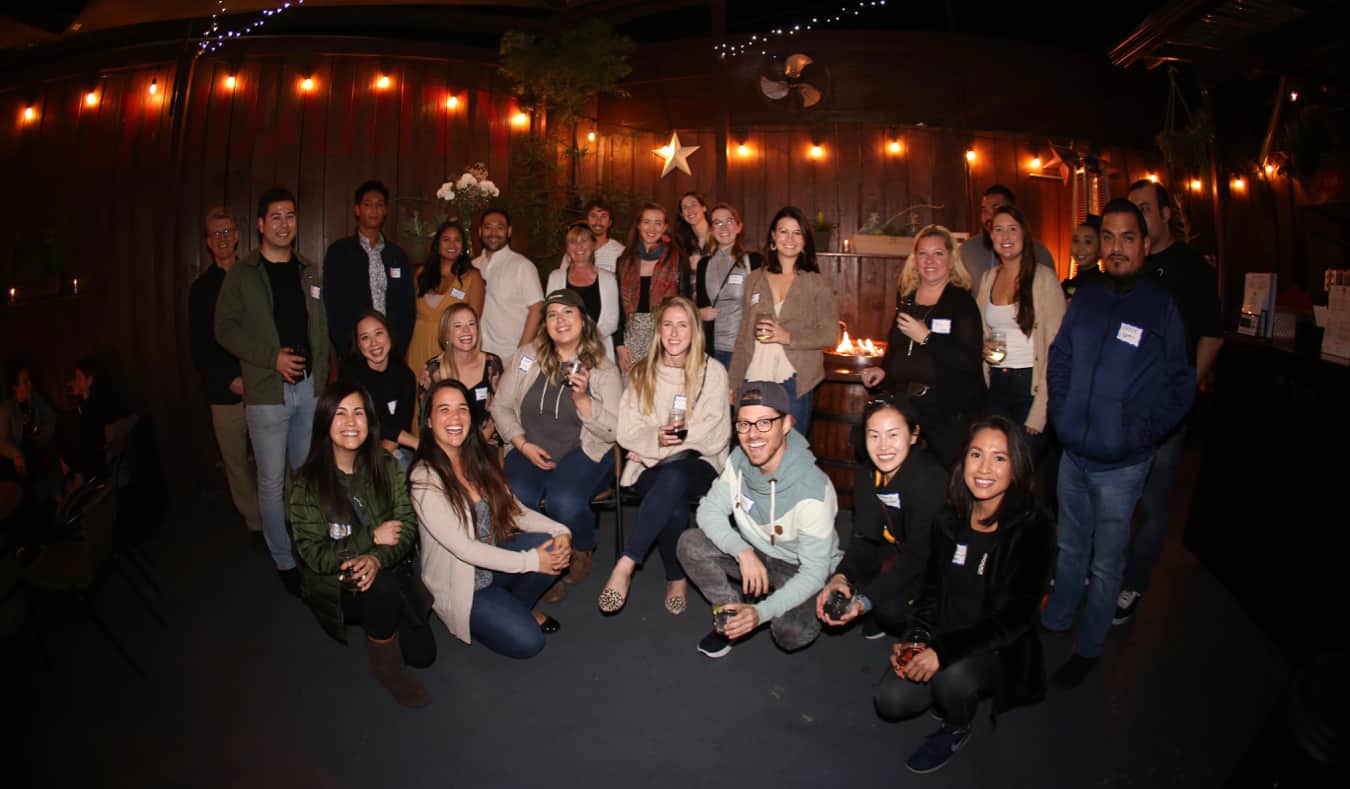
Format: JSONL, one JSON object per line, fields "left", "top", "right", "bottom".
{"left": 208, "top": 228, "right": 237, "bottom": 239}
{"left": 711, "top": 218, "right": 738, "bottom": 228}
{"left": 734, "top": 415, "right": 786, "bottom": 433}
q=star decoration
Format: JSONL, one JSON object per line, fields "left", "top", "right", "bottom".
{"left": 653, "top": 131, "right": 699, "bottom": 178}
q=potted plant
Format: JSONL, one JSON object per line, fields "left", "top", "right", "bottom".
{"left": 851, "top": 201, "right": 943, "bottom": 257}
{"left": 812, "top": 210, "right": 834, "bottom": 252}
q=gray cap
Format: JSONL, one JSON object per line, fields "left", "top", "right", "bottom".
{"left": 735, "top": 380, "right": 791, "bottom": 415}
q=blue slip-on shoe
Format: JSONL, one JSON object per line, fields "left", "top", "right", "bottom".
{"left": 905, "top": 724, "right": 973, "bottom": 774}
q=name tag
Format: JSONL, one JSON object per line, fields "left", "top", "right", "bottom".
{"left": 750, "top": 292, "right": 761, "bottom": 306}
{"left": 728, "top": 274, "right": 744, "bottom": 286}
{"left": 474, "top": 386, "right": 489, "bottom": 402}
{"left": 328, "top": 522, "right": 352, "bottom": 540}
{"left": 389, "top": 268, "right": 402, "bottom": 279}
{"left": 387, "top": 399, "right": 398, "bottom": 415}
{"left": 877, "top": 492, "right": 901, "bottom": 509}
{"left": 309, "top": 285, "right": 321, "bottom": 300}
{"left": 672, "top": 394, "right": 688, "bottom": 411}
{"left": 930, "top": 318, "right": 952, "bottom": 334}
{"left": 518, "top": 355, "right": 534, "bottom": 372}
{"left": 736, "top": 493, "right": 754, "bottom": 513}
{"left": 450, "top": 288, "right": 466, "bottom": 300}
{"left": 952, "top": 543, "right": 968, "bottom": 566}
{"left": 1117, "top": 322, "right": 1143, "bottom": 347}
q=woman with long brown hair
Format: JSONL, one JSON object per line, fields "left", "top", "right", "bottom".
{"left": 615, "top": 203, "right": 690, "bottom": 372}
{"left": 412, "top": 379, "right": 570, "bottom": 658}
{"left": 406, "top": 222, "right": 484, "bottom": 372}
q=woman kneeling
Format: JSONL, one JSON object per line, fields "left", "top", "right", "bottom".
{"left": 290, "top": 381, "right": 435, "bottom": 708}
{"left": 874, "top": 415, "right": 1053, "bottom": 774}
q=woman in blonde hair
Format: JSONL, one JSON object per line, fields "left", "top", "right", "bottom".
{"left": 860, "top": 225, "right": 984, "bottom": 468}
{"left": 491, "top": 289, "right": 622, "bottom": 592}
{"left": 601, "top": 297, "right": 730, "bottom": 615}
{"left": 418, "top": 303, "right": 502, "bottom": 439}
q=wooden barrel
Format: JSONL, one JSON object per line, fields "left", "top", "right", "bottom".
{"left": 809, "top": 370, "right": 870, "bottom": 510}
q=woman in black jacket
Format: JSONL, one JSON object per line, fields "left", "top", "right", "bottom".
{"left": 860, "top": 225, "right": 984, "bottom": 469}
{"left": 814, "top": 396, "right": 945, "bottom": 639}
{"left": 874, "top": 414, "right": 1053, "bottom": 775}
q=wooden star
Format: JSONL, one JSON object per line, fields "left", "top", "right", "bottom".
{"left": 653, "top": 131, "right": 699, "bottom": 178}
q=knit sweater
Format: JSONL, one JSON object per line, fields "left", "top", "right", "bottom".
{"left": 694, "top": 430, "right": 842, "bottom": 622}
{"left": 727, "top": 269, "right": 840, "bottom": 395}
{"left": 616, "top": 359, "right": 730, "bottom": 487}
{"left": 491, "top": 345, "right": 622, "bottom": 464}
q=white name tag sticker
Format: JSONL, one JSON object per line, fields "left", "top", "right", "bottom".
{"left": 952, "top": 543, "right": 968, "bottom": 566}
{"left": 737, "top": 493, "right": 754, "bottom": 513}
{"left": 309, "top": 285, "right": 321, "bottom": 300}
{"left": 389, "top": 268, "right": 402, "bottom": 279}
{"left": 450, "top": 288, "right": 466, "bottom": 300}
{"left": 876, "top": 492, "right": 901, "bottom": 509}
{"left": 672, "top": 394, "right": 688, "bottom": 411}
{"left": 728, "top": 274, "right": 744, "bottom": 286}
{"left": 750, "top": 292, "right": 761, "bottom": 305}
{"left": 387, "top": 399, "right": 398, "bottom": 415}
{"left": 931, "top": 318, "right": 952, "bottom": 334}
{"left": 1117, "top": 322, "right": 1143, "bottom": 347}
{"left": 518, "top": 356, "right": 534, "bottom": 372}
{"left": 475, "top": 386, "right": 489, "bottom": 401}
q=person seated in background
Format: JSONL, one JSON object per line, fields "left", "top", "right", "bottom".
{"left": 59, "top": 355, "right": 127, "bottom": 493}
{"left": 289, "top": 381, "right": 434, "bottom": 707}
{"left": 339, "top": 310, "right": 418, "bottom": 471}
{"left": 816, "top": 396, "right": 946, "bottom": 640}
{"left": 324, "top": 180, "right": 415, "bottom": 360}
{"left": 491, "top": 289, "right": 621, "bottom": 596}
{"left": 418, "top": 303, "right": 501, "bottom": 443}
{"left": 874, "top": 415, "right": 1054, "bottom": 775}
{"left": 677, "top": 381, "right": 841, "bottom": 659}
{"left": 1, "top": 362, "right": 57, "bottom": 484}
{"left": 546, "top": 221, "right": 622, "bottom": 362}
{"left": 602, "top": 296, "right": 730, "bottom": 616}
{"left": 412, "top": 380, "right": 570, "bottom": 659}
{"left": 1061, "top": 215, "right": 1104, "bottom": 300}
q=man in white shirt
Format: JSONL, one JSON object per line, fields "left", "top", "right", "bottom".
{"left": 474, "top": 208, "right": 544, "bottom": 359}
{"left": 579, "top": 198, "right": 624, "bottom": 274}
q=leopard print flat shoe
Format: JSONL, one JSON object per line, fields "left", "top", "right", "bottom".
{"left": 598, "top": 587, "right": 626, "bottom": 614}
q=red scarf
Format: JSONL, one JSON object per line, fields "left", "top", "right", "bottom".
{"left": 619, "top": 238, "right": 684, "bottom": 317}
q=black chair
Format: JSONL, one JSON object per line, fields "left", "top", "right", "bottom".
{"left": 588, "top": 446, "right": 627, "bottom": 560}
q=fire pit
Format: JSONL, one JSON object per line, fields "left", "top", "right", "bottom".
{"left": 824, "top": 323, "right": 886, "bottom": 373}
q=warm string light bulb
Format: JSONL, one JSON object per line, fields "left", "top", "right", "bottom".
{"left": 1231, "top": 176, "right": 1246, "bottom": 191}
{"left": 1147, "top": 173, "right": 1159, "bottom": 183}
{"left": 445, "top": 95, "right": 459, "bottom": 109}
{"left": 1189, "top": 178, "right": 1203, "bottom": 192}
{"left": 301, "top": 77, "right": 315, "bottom": 92}
{"left": 225, "top": 75, "right": 237, "bottom": 90}
{"left": 808, "top": 144, "right": 824, "bottom": 159}
{"left": 376, "top": 74, "right": 391, "bottom": 90}
{"left": 1264, "top": 163, "right": 1275, "bottom": 177}
{"left": 148, "top": 78, "right": 158, "bottom": 96}
{"left": 22, "top": 106, "right": 35, "bottom": 122}
{"left": 888, "top": 140, "right": 902, "bottom": 154}
{"left": 1030, "top": 156, "right": 1042, "bottom": 169}
{"left": 84, "top": 92, "right": 98, "bottom": 107}
{"left": 737, "top": 143, "right": 751, "bottom": 157}
{"left": 587, "top": 131, "right": 596, "bottom": 142}
{"left": 512, "top": 111, "right": 529, "bottom": 127}
{"left": 965, "top": 149, "right": 977, "bottom": 163}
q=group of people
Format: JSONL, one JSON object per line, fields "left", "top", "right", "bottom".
{"left": 178, "top": 176, "right": 1219, "bottom": 773}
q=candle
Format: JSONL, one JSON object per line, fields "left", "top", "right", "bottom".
{"left": 842, "top": 238, "right": 850, "bottom": 253}
{"left": 7, "top": 287, "right": 14, "bottom": 304}
{"left": 72, "top": 277, "right": 79, "bottom": 295}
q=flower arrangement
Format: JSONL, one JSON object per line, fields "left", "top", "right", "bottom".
{"left": 435, "top": 162, "right": 501, "bottom": 223}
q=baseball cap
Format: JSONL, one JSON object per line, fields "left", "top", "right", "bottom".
{"left": 735, "top": 381, "right": 790, "bottom": 415}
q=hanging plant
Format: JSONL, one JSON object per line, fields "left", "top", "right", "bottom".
{"left": 1156, "top": 109, "right": 1214, "bottom": 177}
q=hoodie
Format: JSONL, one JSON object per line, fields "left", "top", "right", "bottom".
{"left": 695, "top": 429, "right": 842, "bottom": 622}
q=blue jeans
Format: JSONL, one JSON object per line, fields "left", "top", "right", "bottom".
{"left": 469, "top": 532, "right": 557, "bottom": 659}
{"left": 624, "top": 457, "right": 718, "bottom": 580}
{"left": 782, "top": 374, "right": 814, "bottom": 438}
{"left": 986, "top": 366, "right": 1045, "bottom": 461}
{"left": 246, "top": 377, "right": 317, "bottom": 570}
{"left": 504, "top": 445, "right": 612, "bottom": 552}
{"left": 1042, "top": 453, "right": 1153, "bottom": 657}
{"left": 1124, "top": 425, "right": 1187, "bottom": 594}
{"left": 712, "top": 349, "right": 735, "bottom": 370}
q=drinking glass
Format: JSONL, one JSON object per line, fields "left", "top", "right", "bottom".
{"left": 336, "top": 548, "right": 359, "bottom": 591}
{"left": 669, "top": 407, "right": 687, "bottom": 442}
{"left": 713, "top": 604, "right": 735, "bottom": 634}
{"left": 896, "top": 627, "right": 932, "bottom": 671}
{"left": 754, "top": 311, "right": 775, "bottom": 342}
{"left": 983, "top": 329, "right": 1007, "bottom": 365}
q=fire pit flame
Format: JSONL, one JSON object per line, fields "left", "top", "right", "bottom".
{"left": 835, "top": 329, "right": 881, "bottom": 357}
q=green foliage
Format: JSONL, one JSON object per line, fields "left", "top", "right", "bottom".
{"left": 499, "top": 20, "right": 635, "bottom": 126}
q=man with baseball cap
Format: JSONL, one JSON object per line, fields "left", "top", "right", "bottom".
{"left": 677, "top": 381, "right": 841, "bottom": 658}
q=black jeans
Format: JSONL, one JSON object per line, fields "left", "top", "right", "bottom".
{"left": 341, "top": 568, "right": 436, "bottom": 668}
{"left": 986, "top": 367, "right": 1045, "bottom": 461}
{"left": 874, "top": 650, "right": 1000, "bottom": 728}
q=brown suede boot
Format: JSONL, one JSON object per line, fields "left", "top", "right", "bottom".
{"left": 366, "top": 635, "right": 431, "bottom": 708}
{"left": 564, "top": 549, "right": 593, "bottom": 585}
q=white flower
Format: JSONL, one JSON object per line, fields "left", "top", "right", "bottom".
{"left": 435, "top": 182, "right": 455, "bottom": 201}
{"left": 457, "top": 173, "right": 476, "bottom": 189}
{"left": 479, "top": 180, "right": 499, "bottom": 197}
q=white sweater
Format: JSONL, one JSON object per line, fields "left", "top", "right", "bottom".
{"left": 616, "top": 358, "right": 730, "bottom": 487}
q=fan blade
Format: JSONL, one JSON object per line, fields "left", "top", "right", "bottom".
{"left": 760, "top": 77, "right": 790, "bottom": 100}
{"left": 784, "top": 53, "right": 814, "bottom": 78}
{"left": 796, "top": 83, "right": 823, "bottom": 108}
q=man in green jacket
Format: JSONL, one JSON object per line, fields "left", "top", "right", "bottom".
{"left": 215, "top": 186, "right": 329, "bottom": 595}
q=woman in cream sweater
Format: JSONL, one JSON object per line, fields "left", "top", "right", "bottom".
{"left": 601, "top": 297, "right": 730, "bottom": 616}
{"left": 412, "top": 379, "right": 571, "bottom": 659}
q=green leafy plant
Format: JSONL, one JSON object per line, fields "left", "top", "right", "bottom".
{"left": 812, "top": 210, "right": 834, "bottom": 232}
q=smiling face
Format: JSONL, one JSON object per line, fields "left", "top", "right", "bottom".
{"left": 354, "top": 190, "right": 387, "bottom": 234}
{"left": 479, "top": 212, "right": 510, "bottom": 253}
{"left": 991, "top": 212, "right": 1024, "bottom": 262}
{"left": 710, "top": 207, "right": 741, "bottom": 249}
{"left": 586, "top": 206, "right": 613, "bottom": 240}
{"left": 429, "top": 385, "right": 471, "bottom": 453}
{"left": 736, "top": 404, "right": 791, "bottom": 471}
{"left": 444, "top": 306, "right": 479, "bottom": 352}
{"left": 1071, "top": 225, "right": 1100, "bottom": 267}
{"left": 257, "top": 199, "right": 297, "bottom": 254}
{"left": 914, "top": 234, "right": 953, "bottom": 288}
{"left": 964, "top": 427, "right": 1012, "bottom": 507}
{"left": 355, "top": 315, "right": 391, "bottom": 369}
{"left": 566, "top": 230, "right": 596, "bottom": 267}
{"left": 680, "top": 195, "right": 707, "bottom": 227}
{"left": 1100, "top": 211, "right": 1150, "bottom": 278}
{"left": 437, "top": 226, "right": 465, "bottom": 270}
{"left": 545, "top": 302, "right": 583, "bottom": 347}
{"left": 865, "top": 407, "right": 916, "bottom": 477}
{"left": 205, "top": 216, "right": 239, "bottom": 265}
{"left": 638, "top": 208, "right": 667, "bottom": 248}
{"left": 330, "top": 392, "right": 369, "bottom": 454}
{"left": 772, "top": 216, "right": 805, "bottom": 264}
{"left": 658, "top": 302, "right": 694, "bottom": 362}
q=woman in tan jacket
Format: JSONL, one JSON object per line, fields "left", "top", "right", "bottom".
{"left": 412, "top": 380, "right": 571, "bottom": 659}
{"left": 975, "top": 205, "right": 1066, "bottom": 460}
{"left": 727, "top": 206, "right": 840, "bottom": 437}
{"left": 601, "top": 297, "right": 730, "bottom": 616}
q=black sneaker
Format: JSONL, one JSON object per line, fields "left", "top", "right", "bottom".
{"left": 860, "top": 617, "right": 887, "bottom": 640}
{"left": 1051, "top": 653, "right": 1099, "bottom": 688}
{"left": 697, "top": 630, "right": 732, "bottom": 658}
{"left": 1113, "top": 589, "right": 1141, "bottom": 624}
{"left": 904, "top": 724, "right": 973, "bottom": 774}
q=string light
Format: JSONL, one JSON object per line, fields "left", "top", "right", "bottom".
{"left": 1231, "top": 176, "right": 1246, "bottom": 192}
{"left": 225, "top": 75, "right": 237, "bottom": 90}
{"left": 1030, "top": 156, "right": 1042, "bottom": 169}
{"left": 587, "top": 131, "right": 596, "bottom": 142}
{"left": 737, "top": 143, "right": 751, "bottom": 157}
{"left": 888, "top": 140, "right": 903, "bottom": 154}
{"left": 148, "top": 78, "right": 159, "bottom": 96}
{"left": 21, "top": 106, "right": 35, "bottom": 122}
{"left": 512, "top": 111, "right": 529, "bottom": 128}
{"left": 713, "top": 0, "right": 889, "bottom": 58}
{"left": 198, "top": 1, "right": 307, "bottom": 56}
{"left": 445, "top": 95, "right": 459, "bottom": 109}
{"left": 965, "top": 148, "right": 977, "bottom": 163}
{"left": 376, "top": 74, "right": 391, "bottom": 90}
{"left": 85, "top": 91, "right": 99, "bottom": 107}
{"left": 1189, "top": 178, "right": 1203, "bottom": 192}
{"left": 808, "top": 144, "right": 825, "bottom": 159}
{"left": 1146, "top": 173, "right": 1159, "bottom": 183}
{"left": 301, "top": 77, "right": 315, "bottom": 92}
{"left": 1263, "top": 163, "right": 1275, "bottom": 177}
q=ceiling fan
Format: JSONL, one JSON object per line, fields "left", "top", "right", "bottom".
{"left": 759, "top": 53, "right": 829, "bottom": 110}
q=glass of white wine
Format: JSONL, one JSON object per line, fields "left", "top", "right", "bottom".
{"left": 984, "top": 329, "right": 1007, "bottom": 365}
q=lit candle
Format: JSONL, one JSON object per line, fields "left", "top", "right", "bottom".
{"left": 842, "top": 238, "right": 850, "bottom": 253}
{"left": 72, "top": 277, "right": 79, "bottom": 295}
{"left": 7, "top": 287, "right": 14, "bottom": 304}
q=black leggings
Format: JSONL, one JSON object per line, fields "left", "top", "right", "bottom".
{"left": 341, "top": 569, "right": 436, "bottom": 668}
{"left": 874, "top": 651, "right": 1000, "bottom": 728}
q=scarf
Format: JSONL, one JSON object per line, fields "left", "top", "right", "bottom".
{"left": 620, "top": 238, "right": 683, "bottom": 317}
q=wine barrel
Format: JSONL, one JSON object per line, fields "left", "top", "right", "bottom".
{"left": 809, "top": 370, "right": 870, "bottom": 510}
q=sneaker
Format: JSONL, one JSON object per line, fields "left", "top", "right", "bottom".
{"left": 1113, "top": 590, "right": 1141, "bottom": 624}
{"left": 860, "top": 618, "right": 887, "bottom": 640}
{"left": 697, "top": 630, "right": 732, "bottom": 658}
{"left": 904, "top": 724, "right": 973, "bottom": 774}
{"left": 1051, "top": 653, "right": 1099, "bottom": 688}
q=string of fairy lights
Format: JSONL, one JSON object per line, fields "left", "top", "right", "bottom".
{"left": 197, "top": 0, "right": 307, "bottom": 56}
{"left": 713, "top": 0, "right": 889, "bottom": 58}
